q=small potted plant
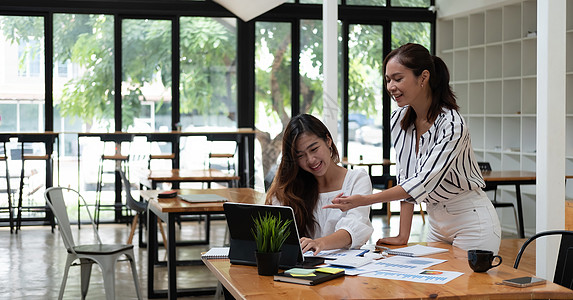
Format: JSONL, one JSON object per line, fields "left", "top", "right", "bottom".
{"left": 251, "top": 212, "right": 292, "bottom": 276}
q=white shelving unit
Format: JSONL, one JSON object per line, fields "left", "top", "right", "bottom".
{"left": 437, "top": 0, "right": 573, "bottom": 235}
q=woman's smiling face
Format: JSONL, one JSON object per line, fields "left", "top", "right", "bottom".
{"left": 295, "top": 132, "right": 332, "bottom": 177}
{"left": 384, "top": 57, "right": 426, "bottom": 107}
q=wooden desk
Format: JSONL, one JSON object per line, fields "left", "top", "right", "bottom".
{"left": 145, "top": 188, "right": 265, "bottom": 299}
{"left": 140, "top": 168, "right": 240, "bottom": 189}
{"left": 203, "top": 242, "right": 573, "bottom": 299}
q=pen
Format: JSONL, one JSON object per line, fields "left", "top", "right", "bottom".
{"left": 375, "top": 245, "right": 391, "bottom": 251}
{"left": 374, "top": 245, "right": 414, "bottom": 257}
{"left": 357, "top": 249, "right": 369, "bottom": 257}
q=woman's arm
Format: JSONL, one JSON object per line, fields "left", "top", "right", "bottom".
{"left": 324, "top": 184, "right": 411, "bottom": 211}
{"left": 377, "top": 201, "right": 414, "bottom": 245}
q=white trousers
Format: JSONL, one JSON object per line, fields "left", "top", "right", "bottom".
{"left": 425, "top": 189, "right": 501, "bottom": 254}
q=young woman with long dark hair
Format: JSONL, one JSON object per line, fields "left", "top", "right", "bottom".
{"left": 266, "top": 114, "right": 373, "bottom": 255}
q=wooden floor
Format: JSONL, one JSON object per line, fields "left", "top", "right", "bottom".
{"left": 0, "top": 214, "right": 535, "bottom": 299}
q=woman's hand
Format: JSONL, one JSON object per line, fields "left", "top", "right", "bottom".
{"left": 323, "top": 192, "right": 366, "bottom": 211}
{"left": 376, "top": 235, "right": 409, "bottom": 246}
{"left": 300, "top": 237, "right": 325, "bottom": 256}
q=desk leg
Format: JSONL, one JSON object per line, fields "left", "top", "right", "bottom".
{"left": 167, "top": 213, "right": 177, "bottom": 300}
{"left": 515, "top": 184, "right": 525, "bottom": 238}
{"left": 147, "top": 208, "right": 158, "bottom": 298}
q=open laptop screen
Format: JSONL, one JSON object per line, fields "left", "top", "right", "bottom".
{"left": 223, "top": 202, "right": 323, "bottom": 268}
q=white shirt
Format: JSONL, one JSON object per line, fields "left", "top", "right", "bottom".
{"left": 272, "top": 168, "right": 374, "bottom": 249}
{"left": 392, "top": 106, "right": 485, "bottom": 204}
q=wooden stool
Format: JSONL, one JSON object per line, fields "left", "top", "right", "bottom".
{"left": 206, "top": 134, "right": 237, "bottom": 174}
{"left": 146, "top": 132, "right": 178, "bottom": 170}
{"left": 15, "top": 133, "right": 57, "bottom": 233}
{"left": 93, "top": 133, "right": 134, "bottom": 228}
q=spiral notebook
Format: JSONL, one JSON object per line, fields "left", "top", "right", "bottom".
{"left": 202, "top": 247, "right": 230, "bottom": 259}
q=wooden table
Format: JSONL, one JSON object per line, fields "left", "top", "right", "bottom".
{"left": 140, "top": 168, "right": 240, "bottom": 189}
{"left": 203, "top": 242, "right": 573, "bottom": 299}
{"left": 145, "top": 188, "right": 265, "bottom": 299}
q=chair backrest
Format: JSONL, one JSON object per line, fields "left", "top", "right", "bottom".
{"left": 45, "top": 187, "right": 103, "bottom": 251}
{"left": 371, "top": 174, "right": 396, "bottom": 190}
{"left": 513, "top": 230, "right": 573, "bottom": 289}
{"left": 264, "top": 164, "right": 278, "bottom": 192}
{"left": 477, "top": 162, "right": 492, "bottom": 172}
{"left": 119, "top": 170, "right": 147, "bottom": 213}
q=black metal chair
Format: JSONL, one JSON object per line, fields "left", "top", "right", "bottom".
{"left": 478, "top": 161, "right": 520, "bottom": 233}
{"left": 119, "top": 169, "right": 167, "bottom": 249}
{"left": 513, "top": 230, "right": 573, "bottom": 289}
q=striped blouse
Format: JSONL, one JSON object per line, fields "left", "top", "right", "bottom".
{"left": 391, "top": 106, "right": 485, "bottom": 204}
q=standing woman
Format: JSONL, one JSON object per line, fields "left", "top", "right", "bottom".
{"left": 266, "top": 114, "right": 373, "bottom": 255}
{"left": 325, "top": 43, "right": 501, "bottom": 253}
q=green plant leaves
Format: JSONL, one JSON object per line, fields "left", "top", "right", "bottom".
{"left": 251, "top": 212, "right": 292, "bottom": 253}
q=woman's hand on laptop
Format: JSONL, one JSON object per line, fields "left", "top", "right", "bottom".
{"left": 300, "top": 237, "right": 324, "bottom": 256}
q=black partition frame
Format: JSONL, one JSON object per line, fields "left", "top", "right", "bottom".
{"left": 1, "top": 0, "right": 435, "bottom": 224}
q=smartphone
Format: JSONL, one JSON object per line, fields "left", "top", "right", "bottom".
{"left": 501, "top": 276, "right": 546, "bottom": 288}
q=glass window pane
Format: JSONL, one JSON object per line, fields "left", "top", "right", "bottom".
{"left": 391, "top": 21, "right": 431, "bottom": 49}
{"left": 20, "top": 103, "right": 41, "bottom": 132}
{"left": 53, "top": 14, "right": 115, "bottom": 213}
{"left": 391, "top": 0, "right": 430, "bottom": 7}
{"left": 53, "top": 14, "right": 115, "bottom": 134}
{"left": 255, "top": 22, "right": 291, "bottom": 187}
{"left": 347, "top": 24, "right": 384, "bottom": 169}
{"left": 179, "top": 17, "right": 238, "bottom": 171}
{"left": 0, "top": 104, "right": 17, "bottom": 132}
{"left": 122, "top": 19, "right": 172, "bottom": 133}
{"left": 0, "top": 16, "right": 45, "bottom": 133}
{"left": 180, "top": 17, "right": 237, "bottom": 131}
{"left": 346, "top": 0, "right": 386, "bottom": 6}
{"left": 300, "top": 19, "right": 323, "bottom": 116}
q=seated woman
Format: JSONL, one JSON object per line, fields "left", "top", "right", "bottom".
{"left": 266, "top": 114, "right": 373, "bottom": 255}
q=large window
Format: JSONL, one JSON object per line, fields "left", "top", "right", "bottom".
{"left": 254, "top": 21, "right": 292, "bottom": 180}
{"left": 179, "top": 17, "right": 238, "bottom": 171}
{"left": 347, "top": 24, "right": 384, "bottom": 166}
{"left": 0, "top": 16, "right": 45, "bottom": 133}
{"left": 122, "top": 19, "right": 172, "bottom": 133}
{"left": 0, "top": 1, "right": 435, "bottom": 196}
{"left": 299, "top": 19, "right": 324, "bottom": 117}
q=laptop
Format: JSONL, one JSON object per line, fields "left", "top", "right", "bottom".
{"left": 179, "top": 194, "right": 228, "bottom": 203}
{"left": 223, "top": 202, "right": 324, "bottom": 269}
